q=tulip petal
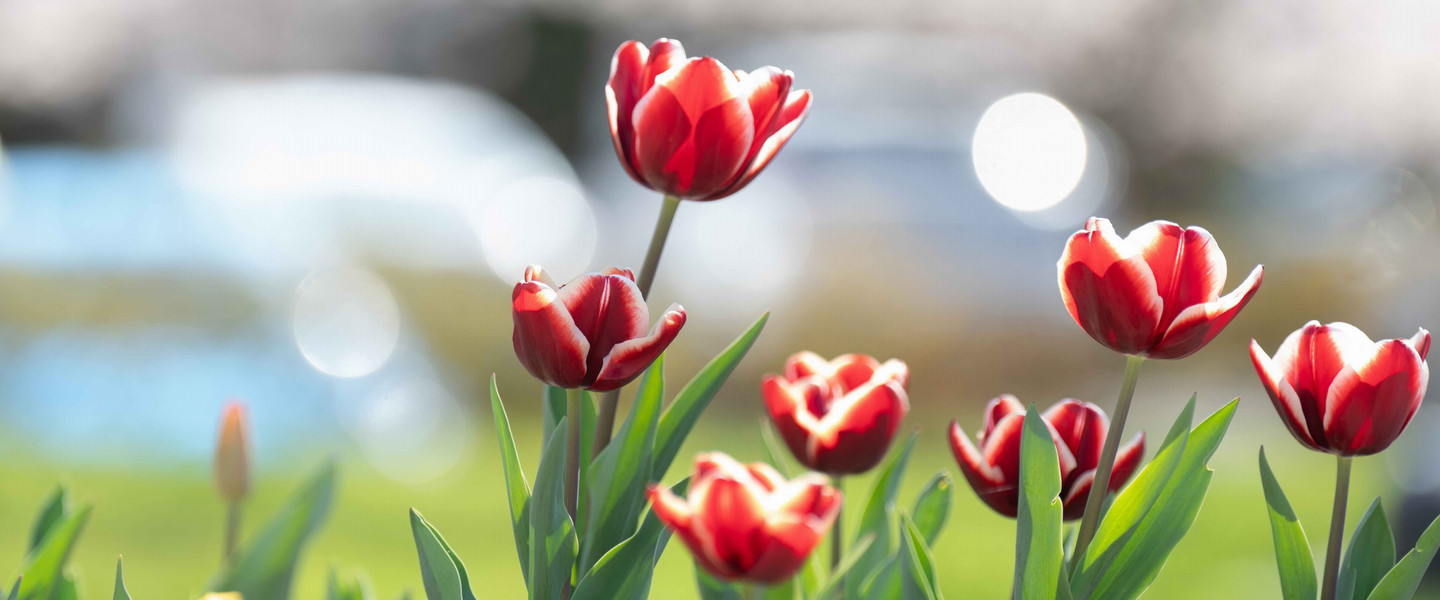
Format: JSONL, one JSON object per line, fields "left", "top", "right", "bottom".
{"left": 607, "top": 41, "right": 650, "bottom": 183}
{"left": 1061, "top": 470, "right": 1096, "bottom": 521}
{"left": 511, "top": 280, "right": 589, "bottom": 388}
{"left": 1410, "top": 328, "right": 1431, "bottom": 360}
{"left": 1126, "top": 222, "right": 1229, "bottom": 331}
{"left": 590, "top": 303, "right": 686, "bottom": 391}
{"left": 806, "top": 380, "right": 908, "bottom": 474}
{"left": 1058, "top": 218, "right": 1164, "bottom": 355}
{"left": 761, "top": 376, "right": 819, "bottom": 467}
{"left": 694, "top": 477, "right": 768, "bottom": 575}
{"left": 1324, "top": 339, "right": 1429, "bottom": 455}
{"left": 1147, "top": 263, "right": 1263, "bottom": 359}
{"left": 1043, "top": 400, "right": 1108, "bottom": 472}
{"left": 827, "top": 353, "right": 884, "bottom": 393}
{"left": 1110, "top": 432, "right": 1146, "bottom": 490}
{"left": 1251, "top": 339, "right": 1323, "bottom": 451}
{"left": 783, "top": 351, "right": 832, "bottom": 381}
{"left": 558, "top": 272, "right": 649, "bottom": 382}
{"left": 982, "top": 394, "right": 1027, "bottom": 438}
{"left": 704, "top": 89, "right": 812, "bottom": 200}
{"left": 746, "top": 462, "right": 787, "bottom": 492}
{"left": 1058, "top": 432, "right": 1144, "bottom": 520}
{"left": 641, "top": 38, "right": 687, "bottom": 96}
{"left": 650, "top": 484, "right": 736, "bottom": 579}
{"left": 949, "top": 421, "right": 1015, "bottom": 517}
{"left": 633, "top": 57, "right": 754, "bottom": 199}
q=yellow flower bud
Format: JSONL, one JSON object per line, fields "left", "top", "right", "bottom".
{"left": 214, "top": 402, "right": 251, "bottom": 504}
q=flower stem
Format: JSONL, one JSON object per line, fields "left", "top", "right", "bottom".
{"left": 564, "top": 388, "right": 583, "bottom": 522}
{"left": 1069, "top": 353, "right": 1144, "bottom": 572}
{"left": 831, "top": 474, "right": 845, "bottom": 599}
{"left": 593, "top": 194, "right": 682, "bottom": 456}
{"left": 223, "top": 501, "right": 241, "bottom": 564}
{"left": 1320, "top": 456, "right": 1353, "bottom": 600}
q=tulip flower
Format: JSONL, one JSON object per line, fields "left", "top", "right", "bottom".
{"left": 214, "top": 401, "right": 251, "bottom": 504}
{"left": 949, "top": 395, "right": 1145, "bottom": 520}
{"left": 511, "top": 265, "right": 686, "bottom": 391}
{"left": 606, "top": 38, "right": 812, "bottom": 201}
{"left": 1251, "top": 321, "right": 1430, "bottom": 456}
{"left": 648, "top": 452, "right": 841, "bottom": 584}
{"left": 761, "top": 352, "right": 910, "bottom": 475}
{"left": 1059, "top": 217, "right": 1264, "bottom": 360}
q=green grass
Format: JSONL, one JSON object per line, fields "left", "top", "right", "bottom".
{"left": 0, "top": 414, "right": 1431, "bottom": 599}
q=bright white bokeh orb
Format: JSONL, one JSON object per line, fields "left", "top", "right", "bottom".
{"left": 349, "top": 377, "right": 474, "bottom": 485}
{"left": 474, "top": 176, "right": 597, "bottom": 281}
{"left": 972, "top": 93, "right": 1088, "bottom": 212}
{"left": 293, "top": 267, "right": 400, "bottom": 378}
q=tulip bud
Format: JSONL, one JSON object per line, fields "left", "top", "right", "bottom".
{"left": 512, "top": 265, "right": 686, "bottom": 391}
{"left": 950, "top": 396, "right": 1145, "bottom": 519}
{"left": 1252, "top": 322, "right": 1430, "bottom": 456}
{"left": 214, "top": 402, "right": 251, "bottom": 504}
{"left": 1058, "top": 217, "right": 1263, "bottom": 359}
{"left": 606, "top": 38, "right": 812, "bottom": 201}
{"left": 648, "top": 452, "right": 840, "bottom": 583}
{"left": 761, "top": 352, "right": 909, "bottom": 474}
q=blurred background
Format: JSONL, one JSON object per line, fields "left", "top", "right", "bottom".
{"left": 2, "top": 0, "right": 1440, "bottom": 597}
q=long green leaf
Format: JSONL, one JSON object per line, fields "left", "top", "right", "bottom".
{"left": 1014, "top": 406, "right": 1068, "bottom": 600}
{"left": 912, "top": 472, "right": 953, "bottom": 546}
{"left": 900, "top": 514, "right": 945, "bottom": 600}
{"left": 1074, "top": 398, "right": 1238, "bottom": 600}
{"left": 652, "top": 313, "right": 768, "bottom": 480}
{"left": 410, "top": 511, "right": 477, "bottom": 600}
{"left": 12, "top": 501, "right": 90, "bottom": 600}
{"left": 1365, "top": 509, "right": 1440, "bottom": 600}
{"left": 113, "top": 558, "right": 132, "bottom": 600}
{"left": 581, "top": 356, "right": 665, "bottom": 576}
{"left": 846, "top": 434, "right": 919, "bottom": 592}
{"left": 30, "top": 487, "right": 70, "bottom": 552}
{"left": 573, "top": 479, "right": 689, "bottom": 600}
{"left": 327, "top": 567, "right": 376, "bottom": 600}
{"left": 759, "top": 420, "right": 794, "bottom": 478}
{"left": 208, "top": 461, "right": 338, "bottom": 599}
{"left": 810, "top": 534, "right": 875, "bottom": 600}
{"left": 411, "top": 510, "right": 462, "bottom": 600}
{"left": 1259, "top": 447, "right": 1318, "bottom": 600}
{"left": 529, "top": 417, "right": 577, "bottom": 600}
{"left": 1339, "top": 498, "right": 1394, "bottom": 600}
{"left": 491, "top": 376, "right": 532, "bottom": 583}
{"left": 542, "top": 386, "right": 567, "bottom": 445}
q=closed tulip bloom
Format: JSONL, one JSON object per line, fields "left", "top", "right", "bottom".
{"left": 1251, "top": 321, "right": 1430, "bottom": 456}
{"left": 214, "top": 401, "right": 251, "bottom": 504}
{"left": 1059, "top": 217, "right": 1264, "bottom": 359}
{"left": 761, "top": 352, "right": 909, "bottom": 474}
{"left": 648, "top": 452, "right": 841, "bottom": 584}
{"left": 607, "top": 38, "right": 812, "bottom": 201}
{"left": 512, "top": 265, "right": 686, "bottom": 391}
{"left": 950, "top": 396, "right": 1144, "bottom": 520}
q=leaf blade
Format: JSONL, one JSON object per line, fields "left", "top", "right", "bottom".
{"left": 1259, "top": 447, "right": 1319, "bottom": 600}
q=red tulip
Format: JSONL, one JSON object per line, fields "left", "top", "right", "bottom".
{"left": 648, "top": 452, "right": 841, "bottom": 584}
{"left": 512, "top": 265, "right": 686, "bottom": 391}
{"left": 1059, "top": 217, "right": 1264, "bottom": 359}
{"left": 606, "top": 38, "right": 812, "bottom": 201}
{"left": 949, "top": 395, "right": 1145, "bottom": 520}
{"left": 761, "top": 352, "right": 909, "bottom": 474}
{"left": 1251, "top": 321, "right": 1430, "bottom": 456}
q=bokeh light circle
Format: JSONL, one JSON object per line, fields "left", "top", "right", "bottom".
{"left": 293, "top": 267, "right": 400, "bottom": 378}
{"left": 972, "top": 93, "right": 1088, "bottom": 212}
{"left": 475, "top": 176, "right": 597, "bottom": 281}
{"left": 349, "top": 377, "right": 474, "bottom": 485}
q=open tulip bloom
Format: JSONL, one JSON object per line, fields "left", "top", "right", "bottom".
{"left": 607, "top": 38, "right": 812, "bottom": 201}
{"left": 511, "top": 265, "right": 686, "bottom": 392}
{"left": 950, "top": 396, "right": 1144, "bottom": 519}
{"left": 761, "top": 352, "right": 910, "bottom": 475}
{"left": 649, "top": 452, "right": 841, "bottom": 585}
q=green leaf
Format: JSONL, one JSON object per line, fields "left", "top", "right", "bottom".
{"left": 759, "top": 420, "right": 794, "bottom": 478}
{"left": 12, "top": 501, "right": 91, "bottom": 600}
{"left": 29, "top": 487, "right": 70, "bottom": 552}
{"left": 574, "top": 391, "right": 599, "bottom": 545}
{"left": 1339, "top": 499, "right": 1394, "bottom": 600}
{"left": 408, "top": 512, "right": 478, "bottom": 600}
{"left": 573, "top": 479, "right": 689, "bottom": 600}
{"left": 411, "top": 510, "right": 462, "bottom": 600}
{"left": 652, "top": 312, "right": 768, "bottom": 481}
{"left": 327, "top": 567, "right": 376, "bottom": 600}
{"left": 52, "top": 573, "right": 79, "bottom": 600}
{"left": 542, "top": 386, "right": 568, "bottom": 444}
{"left": 845, "top": 434, "right": 918, "bottom": 591}
{"left": 491, "top": 376, "right": 532, "bottom": 582}
{"left": 1365, "top": 509, "right": 1440, "bottom": 600}
{"left": 810, "top": 534, "right": 875, "bottom": 600}
{"left": 209, "top": 461, "right": 338, "bottom": 600}
{"left": 113, "top": 558, "right": 132, "bottom": 600}
{"left": 1258, "top": 447, "right": 1318, "bottom": 600}
{"left": 528, "top": 417, "right": 577, "bottom": 600}
{"left": 581, "top": 356, "right": 665, "bottom": 576}
{"left": 1014, "top": 405, "right": 1068, "bottom": 600}
{"left": 912, "top": 472, "right": 953, "bottom": 547}
{"left": 900, "top": 514, "right": 944, "bottom": 600}
{"left": 1072, "top": 397, "right": 1238, "bottom": 600}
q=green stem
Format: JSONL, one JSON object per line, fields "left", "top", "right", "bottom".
{"left": 741, "top": 584, "right": 759, "bottom": 600}
{"left": 1320, "top": 456, "right": 1353, "bottom": 600}
{"left": 1069, "top": 354, "right": 1144, "bottom": 572}
{"left": 223, "top": 501, "right": 241, "bottom": 564}
{"left": 564, "top": 388, "right": 583, "bottom": 522}
{"left": 831, "top": 474, "right": 845, "bottom": 599}
{"left": 593, "top": 194, "right": 682, "bottom": 456}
